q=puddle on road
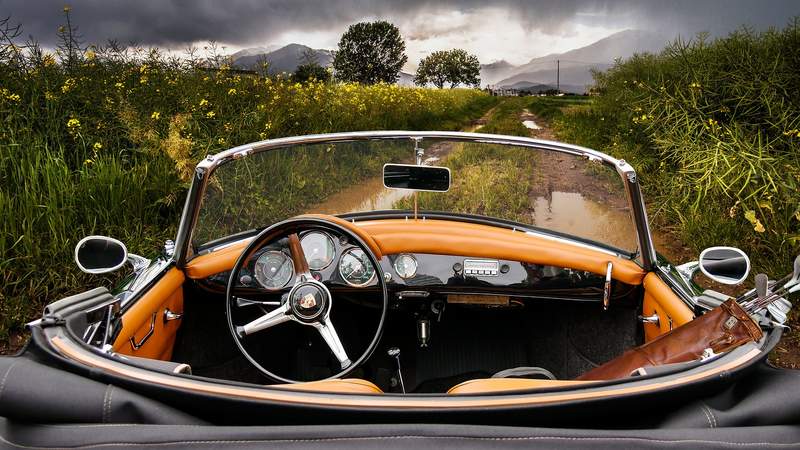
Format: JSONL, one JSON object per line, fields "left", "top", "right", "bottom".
{"left": 530, "top": 191, "right": 638, "bottom": 252}
{"left": 522, "top": 120, "right": 542, "bottom": 130}
{"left": 308, "top": 176, "right": 411, "bottom": 215}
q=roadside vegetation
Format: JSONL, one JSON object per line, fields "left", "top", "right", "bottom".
{"left": 0, "top": 12, "right": 495, "bottom": 344}
{"left": 397, "top": 98, "right": 535, "bottom": 220}
{"left": 532, "top": 21, "right": 800, "bottom": 277}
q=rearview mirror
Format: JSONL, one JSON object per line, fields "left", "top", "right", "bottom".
{"left": 383, "top": 164, "right": 450, "bottom": 192}
{"left": 74, "top": 235, "right": 128, "bottom": 274}
{"left": 698, "top": 246, "right": 750, "bottom": 285}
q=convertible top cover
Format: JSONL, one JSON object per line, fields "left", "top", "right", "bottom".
{"left": 2, "top": 346, "right": 800, "bottom": 448}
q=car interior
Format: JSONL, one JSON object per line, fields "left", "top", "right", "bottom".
{"left": 108, "top": 213, "right": 694, "bottom": 395}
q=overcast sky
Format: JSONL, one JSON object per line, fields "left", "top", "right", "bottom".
{"left": 3, "top": 0, "right": 799, "bottom": 67}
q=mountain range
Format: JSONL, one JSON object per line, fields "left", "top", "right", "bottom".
{"left": 481, "top": 29, "right": 671, "bottom": 92}
{"left": 229, "top": 29, "right": 671, "bottom": 92}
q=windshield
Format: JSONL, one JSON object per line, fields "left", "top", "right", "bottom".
{"left": 192, "top": 137, "right": 639, "bottom": 254}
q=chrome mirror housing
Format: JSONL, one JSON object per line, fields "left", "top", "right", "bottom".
{"left": 677, "top": 246, "right": 751, "bottom": 286}
{"left": 698, "top": 246, "right": 750, "bottom": 285}
{"left": 74, "top": 235, "right": 150, "bottom": 275}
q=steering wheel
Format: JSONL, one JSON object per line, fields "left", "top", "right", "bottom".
{"left": 225, "top": 216, "right": 388, "bottom": 383}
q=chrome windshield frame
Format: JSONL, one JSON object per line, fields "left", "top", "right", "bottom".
{"left": 173, "top": 131, "right": 658, "bottom": 270}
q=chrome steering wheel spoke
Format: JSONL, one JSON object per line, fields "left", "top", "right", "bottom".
{"left": 236, "top": 301, "right": 291, "bottom": 337}
{"left": 314, "top": 318, "right": 351, "bottom": 370}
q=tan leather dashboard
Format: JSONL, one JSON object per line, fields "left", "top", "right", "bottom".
{"left": 185, "top": 215, "right": 646, "bottom": 285}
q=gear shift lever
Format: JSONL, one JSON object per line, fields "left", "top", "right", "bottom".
{"left": 387, "top": 347, "right": 405, "bottom": 393}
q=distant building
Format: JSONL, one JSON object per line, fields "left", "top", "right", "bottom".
{"left": 486, "top": 85, "right": 518, "bottom": 96}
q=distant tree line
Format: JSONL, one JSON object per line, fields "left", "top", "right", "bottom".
{"left": 293, "top": 20, "right": 480, "bottom": 88}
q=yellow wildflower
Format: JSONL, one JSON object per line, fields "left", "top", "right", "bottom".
{"left": 85, "top": 50, "right": 96, "bottom": 60}
{"left": 217, "top": 137, "right": 226, "bottom": 145}
{"left": 206, "top": 111, "right": 215, "bottom": 118}
{"left": 66, "top": 118, "right": 81, "bottom": 129}
{"left": 151, "top": 111, "right": 161, "bottom": 120}
{"left": 43, "top": 54, "right": 56, "bottom": 67}
{"left": 199, "top": 98, "right": 209, "bottom": 107}
{"left": 7, "top": 93, "right": 20, "bottom": 102}
{"left": 45, "top": 91, "right": 56, "bottom": 101}
{"left": 61, "top": 78, "right": 76, "bottom": 93}
{"left": 114, "top": 82, "right": 124, "bottom": 89}
{"left": 84, "top": 159, "right": 93, "bottom": 166}
{"left": 63, "top": 5, "right": 71, "bottom": 13}
{"left": 92, "top": 142, "right": 102, "bottom": 150}
{"left": 227, "top": 88, "right": 237, "bottom": 95}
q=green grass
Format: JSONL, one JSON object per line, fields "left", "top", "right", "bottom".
{"left": 0, "top": 16, "right": 498, "bottom": 343}
{"left": 531, "top": 20, "right": 800, "bottom": 277}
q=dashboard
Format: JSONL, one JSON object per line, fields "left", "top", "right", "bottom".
{"left": 201, "top": 228, "right": 637, "bottom": 306}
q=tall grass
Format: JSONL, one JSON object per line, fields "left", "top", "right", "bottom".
{"left": 0, "top": 14, "right": 495, "bottom": 342}
{"left": 542, "top": 21, "right": 800, "bottom": 275}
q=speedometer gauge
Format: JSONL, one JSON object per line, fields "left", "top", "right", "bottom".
{"left": 254, "top": 251, "right": 294, "bottom": 289}
{"left": 394, "top": 253, "right": 418, "bottom": 279}
{"left": 301, "top": 231, "right": 336, "bottom": 270}
{"left": 339, "top": 248, "right": 375, "bottom": 286}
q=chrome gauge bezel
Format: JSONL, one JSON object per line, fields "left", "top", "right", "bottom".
{"left": 338, "top": 247, "right": 376, "bottom": 287}
{"left": 253, "top": 250, "right": 294, "bottom": 290}
{"left": 393, "top": 253, "right": 418, "bottom": 279}
{"left": 299, "top": 231, "right": 336, "bottom": 271}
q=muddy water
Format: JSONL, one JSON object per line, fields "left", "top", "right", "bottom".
{"left": 309, "top": 176, "right": 411, "bottom": 215}
{"left": 522, "top": 120, "right": 542, "bottom": 130}
{"left": 530, "top": 191, "right": 638, "bottom": 252}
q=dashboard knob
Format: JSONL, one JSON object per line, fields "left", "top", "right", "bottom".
{"left": 240, "top": 275, "right": 252, "bottom": 285}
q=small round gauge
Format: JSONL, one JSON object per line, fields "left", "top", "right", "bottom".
{"left": 339, "top": 248, "right": 376, "bottom": 287}
{"left": 301, "top": 231, "right": 336, "bottom": 270}
{"left": 253, "top": 250, "right": 294, "bottom": 289}
{"left": 393, "top": 253, "right": 418, "bottom": 279}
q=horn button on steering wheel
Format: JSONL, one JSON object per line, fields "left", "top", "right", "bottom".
{"left": 289, "top": 281, "right": 329, "bottom": 322}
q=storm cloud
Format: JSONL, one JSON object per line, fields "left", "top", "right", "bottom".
{"left": 2, "top": 0, "right": 798, "bottom": 60}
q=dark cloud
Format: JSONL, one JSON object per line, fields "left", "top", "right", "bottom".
{"left": 2, "top": 0, "right": 798, "bottom": 49}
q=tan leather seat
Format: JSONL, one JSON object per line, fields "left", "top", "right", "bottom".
{"left": 272, "top": 378, "right": 383, "bottom": 394}
{"left": 448, "top": 378, "right": 594, "bottom": 394}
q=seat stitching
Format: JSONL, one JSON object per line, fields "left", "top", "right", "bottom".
{"left": 1, "top": 434, "right": 800, "bottom": 449}
{"left": 701, "top": 402, "right": 717, "bottom": 428}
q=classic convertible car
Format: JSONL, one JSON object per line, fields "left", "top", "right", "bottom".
{"left": 2, "top": 131, "right": 800, "bottom": 448}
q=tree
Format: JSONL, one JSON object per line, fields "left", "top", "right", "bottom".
{"left": 414, "top": 50, "right": 449, "bottom": 88}
{"left": 332, "top": 21, "right": 407, "bottom": 84}
{"left": 414, "top": 49, "right": 481, "bottom": 89}
{"left": 293, "top": 48, "right": 330, "bottom": 82}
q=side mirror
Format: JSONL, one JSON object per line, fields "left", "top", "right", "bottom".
{"left": 74, "top": 235, "right": 128, "bottom": 274}
{"left": 698, "top": 246, "right": 750, "bottom": 285}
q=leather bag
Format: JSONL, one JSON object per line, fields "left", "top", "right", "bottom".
{"left": 577, "top": 299, "right": 763, "bottom": 381}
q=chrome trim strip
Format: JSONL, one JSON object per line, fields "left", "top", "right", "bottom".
{"left": 175, "top": 131, "right": 656, "bottom": 269}
{"left": 48, "top": 332, "right": 762, "bottom": 409}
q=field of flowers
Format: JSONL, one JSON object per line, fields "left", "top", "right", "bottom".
{"left": 0, "top": 39, "right": 495, "bottom": 343}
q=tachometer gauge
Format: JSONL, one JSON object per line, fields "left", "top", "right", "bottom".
{"left": 254, "top": 250, "right": 294, "bottom": 289}
{"left": 339, "top": 248, "right": 375, "bottom": 287}
{"left": 301, "top": 231, "right": 335, "bottom": 270}
{"left": 393, "top": 253, "right": 418, "bottom": 279}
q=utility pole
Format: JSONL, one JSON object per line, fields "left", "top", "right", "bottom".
{"left": 556, "top": 59, "right": 560, "bottom": 93}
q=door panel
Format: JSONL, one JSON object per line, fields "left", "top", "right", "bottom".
{"left": 641, "top": 272, "right": 694, "bottom": 341}
{"left": 113, "top": 268, "right": 185, "bottom": 360}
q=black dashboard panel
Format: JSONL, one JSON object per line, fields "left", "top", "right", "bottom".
{"left": 201, "top": 226, "right": 637, "bottom": 304}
